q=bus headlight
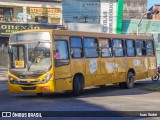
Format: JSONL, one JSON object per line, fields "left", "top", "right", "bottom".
{"left": 40, "top": 74, "right": 53, "bottom": 84}
{"left": 9, "top": 77, "right": 18, "bottom": 84}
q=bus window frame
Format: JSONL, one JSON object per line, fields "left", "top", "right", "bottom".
{"left": 112, "top": 38, "right": 125, "bottom": 57}
{"left": 136, "top": 39, "right": 146, "bottom": 57}
{"left": 53, "top": 39, "right": 70, "bottom": 67}
{"left": 69, "top": 36, "right": 84, "bottom": 59}
{"left": 10, "top": 44, "right": 26, "bottom": 68}
{"left": 98, "top": 38, "right": 113, "bottom": 58}
{"left": 125, "top": 39, "right": 136, "bottom": 57}
{"left": 83, "top": 37, "right": 99, "bottom": 58}
{"left": 146, "top": 40, "right": 155, "bottom": 56}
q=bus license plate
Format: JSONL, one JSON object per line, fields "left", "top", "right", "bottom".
{"left": 15, "top": 60, "right": 24, "bottom": 68}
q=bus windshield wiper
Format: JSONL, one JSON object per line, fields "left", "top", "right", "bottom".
{"left": 29, "top": 41, "right": 40, "bottom": 54}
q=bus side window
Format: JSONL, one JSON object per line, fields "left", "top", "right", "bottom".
{"left": 113, "top": 39, "right": 124, "bottom": 57}
{"left": 99, "top": 38, "right": 112, "bottom": 57}
{"left": 83, "top": 37, "right": 99, "bottom": 58}
{"left": 136, "top": 40, "right": 146, "bottom": 56}
{"left": 146, "top": 40, "right": 154, "bottom": 56}
{"left": 126, "top": 39, "right": 136, "bottom": 57}
{"left": 70, "top": 37, "right": 83, "bottom": 58}
{"left": 53, "top": 40, "right": 70, "bottom": 67}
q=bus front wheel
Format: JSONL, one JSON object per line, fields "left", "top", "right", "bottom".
{"left": 37, "top": 93, "right": 43, "bottom": 96}
{"left": 119, "top": 72, "right": 134, "bottom": 89}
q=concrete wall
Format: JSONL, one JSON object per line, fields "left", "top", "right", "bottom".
{"left": 123, "top": 0, "right": 147, "bottom": 19}
{"left": 148, "top": 5, "right": 160, "bottom": 20}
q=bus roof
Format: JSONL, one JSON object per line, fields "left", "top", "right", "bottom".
{"left": 10, "top": 29, "right": 53, "bottom": 35}
{"left": 10, "top": 29, "right": 154, "bottom": 40}
{"left": 52, "top": 30, "right": 154, "bottom": 40}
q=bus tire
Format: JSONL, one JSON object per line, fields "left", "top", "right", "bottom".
{"left": 73, "top": 76, "right": 81, "bottom": 96}
{"left": 119, "top": 72, "right": 134, "bottom": 89}
{"left": 99, "top": 85, "right": 106, "bottom": 89}
{"left": 37, "top": 93, "right": 43, "bottom": 96}
{"left": 119, "top": 82, "right": 126, "bottom": 89}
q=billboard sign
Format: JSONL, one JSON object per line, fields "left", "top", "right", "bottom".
{"left": 0, "top": 23, "right": 59, "bottom": 37}
{"left": 100, "top": 0, "right": 117, "bottom": 33}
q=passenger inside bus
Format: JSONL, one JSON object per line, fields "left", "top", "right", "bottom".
{"left": 54, "top": 50, "right": 61, "bottom": 59}
{"left": 71, "top": 48, "right": 82, "bottom": 58}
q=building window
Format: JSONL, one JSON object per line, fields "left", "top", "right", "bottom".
{"left": 35, "top": 16, "right": 48, "bottom": 23}
{"left": 0, "top": 7, "right": 13, "bottom": 22}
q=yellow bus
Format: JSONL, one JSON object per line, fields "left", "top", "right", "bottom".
{"left": 8, "top": 29, "right": 157, "bottom": 96}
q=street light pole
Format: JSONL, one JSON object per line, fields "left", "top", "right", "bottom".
{"left": 136, "top": 12, "right": 148, "bottom": 35}
{"left": 136, "top": 10, "right": 159, "bottom": 35}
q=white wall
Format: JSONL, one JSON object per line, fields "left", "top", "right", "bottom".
{"left": 67, "top": 23, "right": 102, "bottom": 33}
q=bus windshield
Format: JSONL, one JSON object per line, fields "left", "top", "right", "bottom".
{"left": 9, "top": 42, "right": 51, "bottom": 73}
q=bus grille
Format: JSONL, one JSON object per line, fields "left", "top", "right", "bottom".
{"left": 21, "top": 86, "right": 36, "bottom": 90}
{"left": 17, "top": 74, "right": 41, "bottom": 79}
{"left": 18, "top": 81, "right": 39, "bottom": 85}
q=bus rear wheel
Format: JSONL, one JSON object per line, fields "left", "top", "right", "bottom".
{"left": 119, "top": 72, "right": 134, "bottom": 89}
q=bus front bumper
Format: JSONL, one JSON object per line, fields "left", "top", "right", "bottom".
{"left": 8, "top": 80, "right": 55, "bottom": 94}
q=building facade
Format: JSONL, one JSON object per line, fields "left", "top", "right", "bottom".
{"left": 123, "top": 0, "right": 147, "bottom": 19}
{"left": 63, "top": 0, "right": 124, "bottom": 34}
{"left": 147, "top": 4, "right": 160, "bottom": 20}
{"left": 0, "top": 0, "right": 62, "bottom": 45}
{"left": 122, "top": 19, "right": 160, "bottom": 64}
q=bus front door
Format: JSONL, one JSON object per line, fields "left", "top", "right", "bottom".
{"left": 53, "top": 40, "right": 72, "bottom": 92}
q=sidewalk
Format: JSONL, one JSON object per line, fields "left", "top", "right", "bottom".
{"left": 0, "top": 66, "right": 8, "bottom": 81}
{"left": 0, "top": 66, "right": 8, "bottom": 71}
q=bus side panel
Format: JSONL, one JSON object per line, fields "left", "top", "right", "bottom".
{"left": 126, "top": 57, "right": 136, "bottom": 75}
{"left": 113, "top": 58, "right": 127, "bottom": 83}
{"left": 70, "top": 59, "right": 86, "bottom": 83}
{"left": 148, "top": 56, "right": 157, "bottom": 77}
{"left": 55, "top": 78, "right": 72, "bottom": 92}
{"left": 54, "top": 64, "right": 73, "bottom": 92}
{"left": 85, "top": 58, "right": 101, "bottom": 86}
{"left": 135, "top": 57, "right": 148, "bottom": 80}
{"left": 100, "top": 58, "right": 115, "bottom": 84}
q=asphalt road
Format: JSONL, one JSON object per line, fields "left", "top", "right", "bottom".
{"left": 0, "top": 79, "right": 160, "bottom": 119}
